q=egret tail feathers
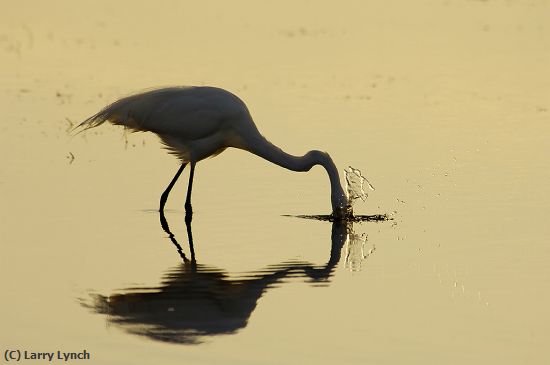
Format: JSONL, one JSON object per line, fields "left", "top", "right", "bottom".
{"left": 75, "top": 97, "right": 144, "bottom": 134}
{"left": 75, "top": 87, "right": 192, "bottom": 134}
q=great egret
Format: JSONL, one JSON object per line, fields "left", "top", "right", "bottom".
{"left": 79, "top": 86, "right": 350, "bottom": 219}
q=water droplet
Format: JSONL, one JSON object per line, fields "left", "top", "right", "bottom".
{"left": 344, "top": 166, "right": 375, "bottom": 207}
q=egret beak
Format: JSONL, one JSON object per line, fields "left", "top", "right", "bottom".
{"left": 331, "top": 204, "right": 353, "bottom": 221}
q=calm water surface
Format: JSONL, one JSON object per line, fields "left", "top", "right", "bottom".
{"left": 1, "top": 1, "right": 549, "bottom": 364}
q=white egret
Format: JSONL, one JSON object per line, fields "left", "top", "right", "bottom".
{"left": 79, "top": 86, "right": 349, "bottom": 219}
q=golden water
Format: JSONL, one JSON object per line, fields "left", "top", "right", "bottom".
{"left": 1, "top": 1, "right": 549, "bottom": 364}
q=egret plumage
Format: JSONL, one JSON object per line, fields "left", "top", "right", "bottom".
{"left": 79, "top": 86, "right": 350, "bottom": 219}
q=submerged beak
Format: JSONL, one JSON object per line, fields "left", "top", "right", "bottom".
{"left": 331, "top": 204, "right": 353, "bottom": 221}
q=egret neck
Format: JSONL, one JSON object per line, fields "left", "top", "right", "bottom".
{"left": 242, "top": 137, "right": 349, "bottom": 217}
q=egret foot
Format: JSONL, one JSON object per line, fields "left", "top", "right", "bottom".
{"left": 159, "top": 196, "right": 168, "bottom": 212}
{"left": 184, "top": 203, "right": 193, "bottom": 222}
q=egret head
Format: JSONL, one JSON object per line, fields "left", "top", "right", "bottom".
{"left": 305, "top": 150, "right": 351, "bottom": 220}
{"left": 331, "top": 198, "right": 353, "bottom": 221}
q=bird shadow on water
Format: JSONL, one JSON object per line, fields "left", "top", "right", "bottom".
{"left": 81, "top": 212, "right": 388, "bottom": 345}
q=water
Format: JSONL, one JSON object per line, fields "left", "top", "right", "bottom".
{"left": 345, "top": 166, "right": 375, "bottom": 204}
{"left": 81, "top": 215, "right": 351, "bottom": 346}
{"left": 1, "top": 1, "right": 549, "bottom": 364}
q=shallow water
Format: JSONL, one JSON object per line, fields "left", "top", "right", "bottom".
{"left": 1, "top": 1, "right": 549, "bottom": 364}
{"left": 284, "top": 214, "right": 390, "bottom": 222}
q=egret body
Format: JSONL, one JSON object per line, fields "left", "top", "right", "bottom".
{"left": 80, "top": 86, "right": 349, "bottom": 219}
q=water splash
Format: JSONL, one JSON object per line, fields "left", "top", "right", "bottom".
{"left": 285, "top": 213, "right": 389, "bottom": 222}
{"left": 344, "top": 166, "right": 375, "bottom": 207}
{"left": 344, "top": 229, "right": 375, "bottom": 272}
{"left": 284, "top": 165, "right": 389, "bottom": 222}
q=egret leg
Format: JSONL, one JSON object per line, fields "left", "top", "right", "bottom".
{"left": 159, "top": 208, "right": 189, "bottom": 262}
{"left": 159, "top": 206, "right": 196, "bottom": 264}
{"left": 160, "top": 163, "right": 187, "bottom": 212}
{"left": 184, "top": 162, "right": 196, "bottom": 221}
{"left": 184, "top": 214, "right": 196, "bottom": 264}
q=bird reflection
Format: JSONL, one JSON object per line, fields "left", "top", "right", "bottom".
{"left": 82, "top": 213, "right": 379, "bottom": 345}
